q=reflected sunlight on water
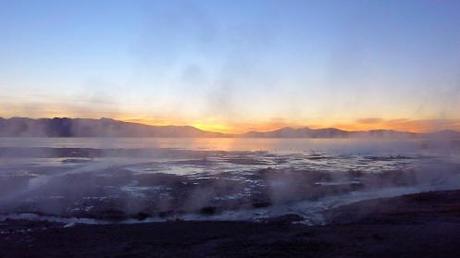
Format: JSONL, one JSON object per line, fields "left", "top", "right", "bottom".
{"left": 0, "top": 137, "right": 439, "bottom": 155}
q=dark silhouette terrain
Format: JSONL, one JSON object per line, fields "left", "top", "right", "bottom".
{"left": 1, "top": 190, "right": 460, "bottom": 258}
{"left": 1, "top": 117, "right": 459, "bottom": 138}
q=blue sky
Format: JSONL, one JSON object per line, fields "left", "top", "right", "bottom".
{"left": 1, "top": 0, "right": 460, "bottom": 132}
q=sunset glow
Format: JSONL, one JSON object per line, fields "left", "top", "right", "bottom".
{"left": 2, "top": 2, "right": 460, "bottom": 256}
{"left": 1, "top": 0, "right": 459, "bottom": 133}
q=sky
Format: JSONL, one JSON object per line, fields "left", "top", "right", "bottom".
{"left": 1, "top": 0, "right": 460, "bottom": 133}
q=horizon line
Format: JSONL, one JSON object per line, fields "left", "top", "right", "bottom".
{"left": 2, "top": 116, "right": 460, "bottom": 135}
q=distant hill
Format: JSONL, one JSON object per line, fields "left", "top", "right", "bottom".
{"left": 242, "top": 127, "right": 418, "bottom": 138}
{"left": 0, "top": 117, "right": 225, "bottom": 137}
{"left": 0, "top": 117, "right": 458, "bottom": 138}
{"left": 243, "top": 127, "right": 349, "bottom": 138}
{"left": 425, "top": 130, "right": 460, "bottom": 139}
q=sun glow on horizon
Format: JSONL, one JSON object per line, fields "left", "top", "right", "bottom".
{"left": 1, "top": 1, "right": 460, "bottom": 134}
{"left": 122, "top": 117, "right": 460, "bottom": 134}
{"left": 1, "top": 111, "right": 459, "bottom": 134}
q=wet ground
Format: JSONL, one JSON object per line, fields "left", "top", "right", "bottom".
{"left": 1, "top": 146, "right": 460, "bottom": 223}
{"left": 1, "top": 138, "right": 460, "bottom": 257}
{"left": 1, "top": 190, "right": 460, "bottom": 258}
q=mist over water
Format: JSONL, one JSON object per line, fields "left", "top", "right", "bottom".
{"left": 1, "top": 137, "right": 459, "bottom": 224}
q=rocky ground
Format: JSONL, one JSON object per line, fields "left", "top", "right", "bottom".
{"left": 1, "top": 190, "right": 460, "bottom": 258}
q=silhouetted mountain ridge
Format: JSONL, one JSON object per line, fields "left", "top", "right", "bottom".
{"left": 243, "top": 127, "right": 349, "bottom": 138}
{"left": 242, "top": 127, "right": 417, "bottom": 138}
{"left": 0, "top": 117, "right": 459, "bottom": 138}
{"left": 0, "top": 117, "right": 224, "bottom": 137}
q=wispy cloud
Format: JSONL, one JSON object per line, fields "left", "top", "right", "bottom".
{"left": 334, "top": 118, "right": 460, "bottom": 132}
{"left": 355, "top": 118, "right": 384, "bottom": 124}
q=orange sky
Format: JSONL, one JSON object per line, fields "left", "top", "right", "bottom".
{"left": 1, "top": 97, "right": 459, "bottom": 133}
{"left": 1, "top": 104, "right": 459, "bottom": 134}
{"left": 2, "top": 0, "right": 460, "bottom": 135}
{"left": 124, "top": 116, "right": 460, "bottom": 134}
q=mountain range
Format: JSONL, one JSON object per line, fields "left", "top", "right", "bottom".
{"left": 0, "top": 117, "right": 459, "bottom": 138}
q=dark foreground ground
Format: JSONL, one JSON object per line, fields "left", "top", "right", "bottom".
{"left": 1, "top": 190, "right": 460, "bottom": 258}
